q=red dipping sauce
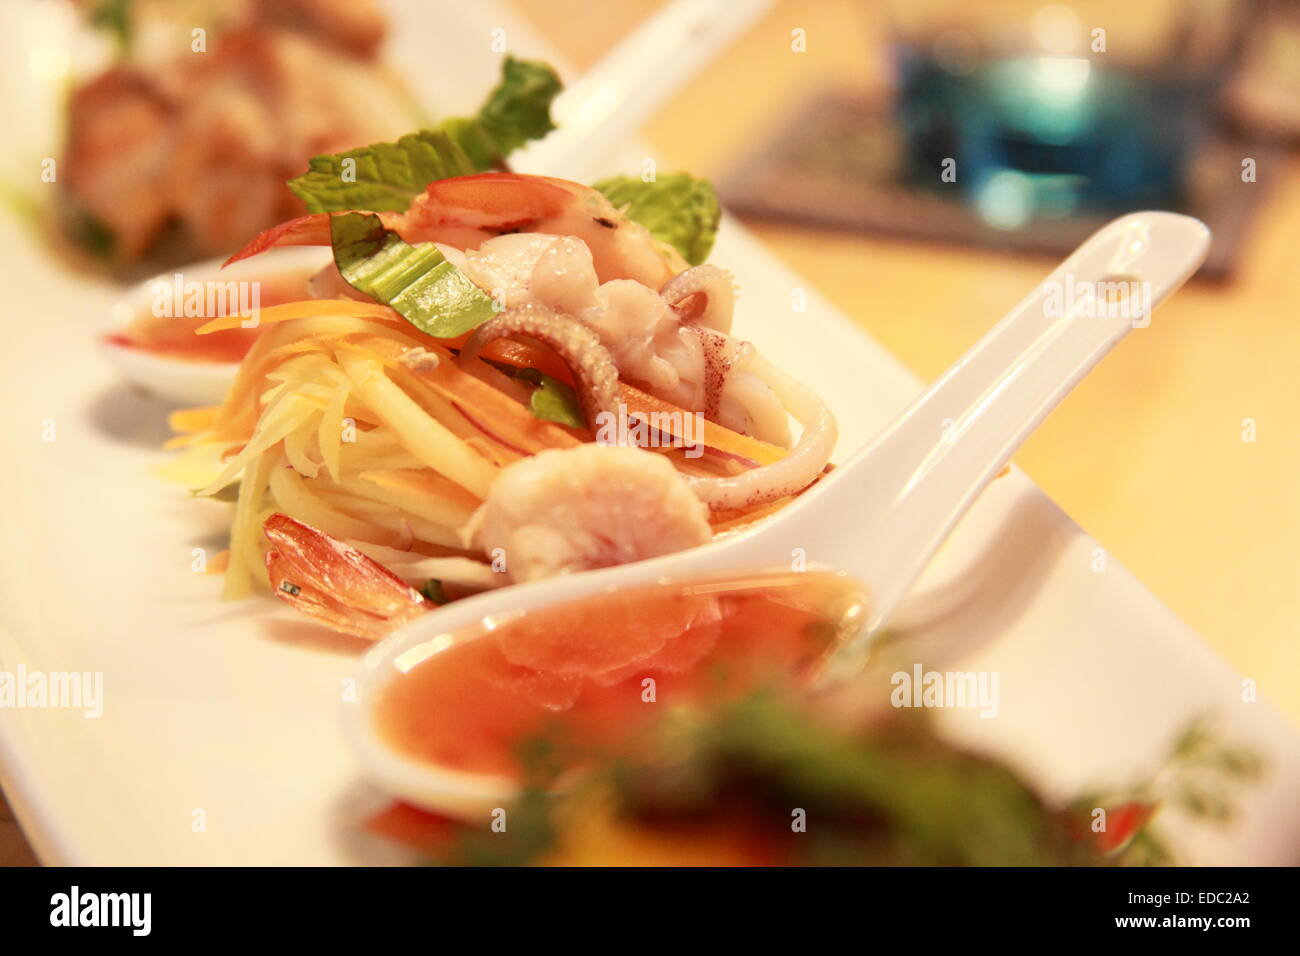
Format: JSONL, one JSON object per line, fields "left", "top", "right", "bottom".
{"left": 373, "top": 571, "right": 868, "bottom": 779}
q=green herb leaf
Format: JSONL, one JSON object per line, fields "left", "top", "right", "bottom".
{"left": 88, "top": 0, "right": 133, "bottom": 56}
{"left": 287, "top": 58, "right": 561, "bottom": 213}
{"left": 475, "top": 57, "right": 563, "bottom": 159}
{"left": 288, "top": 129, "right": 476, "bottom": 214}
{"left": 330, "top": 212, "right": 498, "bottom": 338}
{"left": 67, "top": 206, "right": 116, "bottom": 260}
{"left": 517, "top": 369, "right": 584, "bottom": 428}
{"left": 593, "top": 173, "right": 721, "bottom": 266}
{"left": 439, "top": 57, "right": 563, "bottom": 169}
{"left": 420, "top": 579, "right": 447, "bottom": 604}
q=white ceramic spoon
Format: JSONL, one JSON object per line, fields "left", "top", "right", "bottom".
{"left": 99, "top": 247, "right": 331, "bottom": 406}
{"left": 344, "top": 211, "right": 1212, "bottom": 817}
{"left": 513, "top": 0, "right": 773, "bottom": 181}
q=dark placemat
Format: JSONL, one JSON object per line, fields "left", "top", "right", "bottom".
{"left": 718, "top": 89, "right": 1280, "bottom": 280}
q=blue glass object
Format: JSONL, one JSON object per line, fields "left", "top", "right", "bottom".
{"left": 893, "top": 45, "right": 1213, "bottom": 228}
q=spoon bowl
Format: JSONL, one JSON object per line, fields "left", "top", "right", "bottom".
{"left": 101, "top": 247, "right": 330, "bottom": 406}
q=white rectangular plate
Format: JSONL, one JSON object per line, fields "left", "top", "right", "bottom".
{"left": 0, "top": 0, "right": 1296, "bottom": 865}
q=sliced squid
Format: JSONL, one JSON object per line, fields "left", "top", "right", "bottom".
{"left": 683, "top": 354, "right": 838, "bottom": 511}
{"left": 660, "top": 264, "right": 736, "bottom": 334}
{"left": 448, "top": 234, "right": 834, "bottom": 509}
{"left": 461, "top": 305, "right": 622, "bottom": 428}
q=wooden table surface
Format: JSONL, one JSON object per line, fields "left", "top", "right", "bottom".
{"left": 4, "top": 0, "right": 1296, "bottom": 867}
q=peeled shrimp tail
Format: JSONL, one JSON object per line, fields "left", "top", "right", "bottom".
{"left": 263, "top": 513, "right": 427, "bottom": 639}
{"left": 685, "top": 353, "right": 837, "bottom": 511}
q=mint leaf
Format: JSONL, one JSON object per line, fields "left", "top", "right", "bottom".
{"left": 438, "top": 116, "right": 501, "bottom": 173}
{"left": 477, "top": 57, "right": 562, "bottom": 158}
{"left": 330, "top": 212, "right": 498, "bottom": 338}
{"left": 88, "top": 0, "right": 133, "bottom": 56}
{"left": 517, "top": 369, "right": 584, "bottom": 428}
{"left": 594, "top": 173, "right": 720, "bottom": 266}
{"left": 287, "top": 58, "right": 561, "bottom": 213}
{"left": 440, "top": 57, "right": 563, "bottom": 169}
{"left": 288, "top": 129, "right": 476, "bottom": 214}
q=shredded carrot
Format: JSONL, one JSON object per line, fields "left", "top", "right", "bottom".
{"left": 450, "top": 334, "right": 789, "bottom": 465}
{"left": 169, "top": 405, "right": 220, "bottom": 434}
{"left": 355, "top": 469, "right": 483, "bottom": 510}
{"left": 195, "top": 299, "right": 403, "bottom": 335}
{"left": 476, "top": 337, "right": 576, "bottom": 383}
{"left": 205, "top": 319, "right": 413, "bottom": 442}
{"left": 335, "top": 337, "right": 584, "bottom": 455}
{"left": 618, "top": 384, "right": 786, "bottom": 466}
{"left": 199, "top": 302, "right": 788, "bottom": 465}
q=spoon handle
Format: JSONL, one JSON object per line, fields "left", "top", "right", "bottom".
{"left": 513, "top": 0, "right": 774, "bottom": 182}
{"left": 779, "top": 211, "right": 1211, "bottom": 633}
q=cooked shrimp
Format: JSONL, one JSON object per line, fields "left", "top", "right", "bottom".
{"left": 263, "top": 513, "right": 427, "bottom": 639}
{"left": 63, "top": 67, "right": 175, "bottom": 259}
{"left": 452, "top": 234, "right": 795, "bottom": 449}
{"left": 255, "top": 0, "right": 388, "bottom": 58}
{"left": 63, "top": 7, "right": 410, "bottom": 262}
{"left": 165, "top": 27, "right": 413, "bottom": 254}
{"left": 451, "top": 234, "right": 689, "bottom": 397}
{"left": 237, "top": 184, "right": 835, "bottom": 515}
{"left": 227, "top": 173, "right": 687, "bottom": 287}
{"left": 470, "top": 445, "right": 713, "bottom": 583}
